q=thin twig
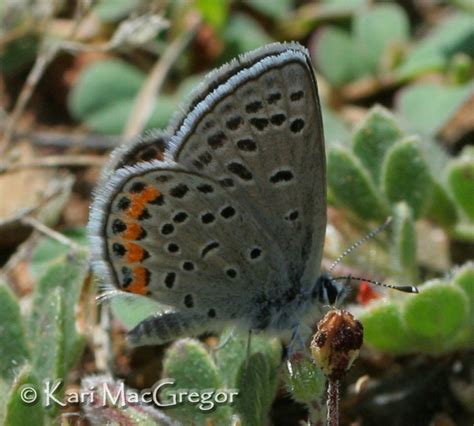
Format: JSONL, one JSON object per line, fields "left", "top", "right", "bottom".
{"left": 21, "top": 216, "right": 82, "bottom": 252}
{"left": 123, "top": 19, "right": 200, "bottom": 138}
{"left": 0, "top": 154, "right": 106, "bottom": 174}
{"left": 24, "top": 131, "right": 122, "bottom": 150}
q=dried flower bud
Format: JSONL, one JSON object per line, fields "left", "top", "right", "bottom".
{"left": 310, "top": 309, "right": 363, "bottom": 381}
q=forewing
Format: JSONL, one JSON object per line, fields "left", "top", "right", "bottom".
{"left": 169, "top": 43, "right": 326, "bottom": 287}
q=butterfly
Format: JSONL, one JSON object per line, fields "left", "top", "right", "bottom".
{"left": 88, "top": 42, "right": 346, "bottom": 347}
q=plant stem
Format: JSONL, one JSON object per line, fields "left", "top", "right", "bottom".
{"left": 327, "top": 379, "right": 340, "bottom": 426}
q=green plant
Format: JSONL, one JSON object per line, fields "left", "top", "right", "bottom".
{"left": 81, "top": 331, "right": 281, "bottom": 425}
{"left": 311, "top": 4, "right": 409, "bottom": 86}
{"left": 327, "top": 105, "right": 472, "bottom": 280}
{"left": 0, "top": 237, "right": 90, "bottom": 424}
{"left": 360, "top": 261, "right": 473, "bottom": 354}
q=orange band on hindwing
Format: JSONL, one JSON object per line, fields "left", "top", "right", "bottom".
{"left": 126, "top": 186, "right": 161, "bottom": 219}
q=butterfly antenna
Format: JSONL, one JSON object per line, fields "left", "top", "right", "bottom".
{"left": 333, "top": 275, "right": 419, "bottom": 294}
{"left": 328, "top": 217, "right": 393, "bottom": 273}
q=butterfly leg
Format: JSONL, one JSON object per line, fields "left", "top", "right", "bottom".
{"left": 127, "top": 311, "right": 210, "bottom": 347}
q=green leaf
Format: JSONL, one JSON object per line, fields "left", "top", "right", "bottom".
{"left": 29, "top": 228, "right": 88, "bottom": 280}
{"left": 403, "top": 281, "right": 468, "bottom": 344}
{"left": 396, "top": 13, "right": 474, "bottom": 79}
{"left": 109, "top": 296, "right": 165, "bottom": 330}
{"left": 32, "top": 287, "right": 65, "bottom": 417}
{"left": 196, "top": 0, "right": 229, "bottom": 30}
{"left": 69, "top": 59, "right": 144, "bottom": 118}
{"left": 68, "top": 59, "right": 178, "bottom": 134}
{"left": 327, "top": 145, "right": 388, "bottom": 220}
{"left": 452, "top": 262, "right": 474, "bottom": 346}
{"left": 320, "top": 0, "right": 369, "bottom": 14}
{"left": 284, "top": 356, "right": 326, "bottom": 405}
{"left": 360, "top": 302, "right": 414, "bottom": 353}
{"left": 353, "top": 4, "right": 409, "bottom": 71}
{"left": 146, "top": 95, "right": 180, "bottom": 130}
{"left": 427, "top": 181, "right": 458, "bottom": 227}
{"left": 215, "top": 330, "right": 281, "bottom": 389}
{"left": 29, "top": 253, "right": 89, "bottom": 372}
{"left": 222, "top": 14, "right": 273, "bottom": 60}
{"left": 234, "top": 352, "right": 277, "bottom": 426}
{"left": 352, "top": 106, "right": 403, "bottom": 183}
{"left": 396, "top": 82, "right": 473, "bottom": 136}
{"left": 452, "top": 223, "right": 474, "bottom": 242}
{"left": 0, "top": 34, "right": 39, "bottom": 76}
{"left": 321, "top": 102, "right": 350, "bottom": 146}
{"left": 93, "top": 0, "right": 141, "bottom": 22}
{"left": 243, "top": 0, "right": 294, "bottom": 19}
{"left": 161, "top": 339, "right": 231, "bottom": 425}
{"left": 4, "top": 367, "right": 43, "bottom": 426}
{"left": 391, "top": 202, "right": 417, "bottom": 282}
{"left": 447, "top": 153, "right": 474, "bottom": 220}
{"left": 312, "top": 26, "right": 369, "bottom": 86}
{"left": 0, "top": 286, "right": 29, "bottom": 382}
{"left": 382, "top": 137, "right": 433, "bottom": 218}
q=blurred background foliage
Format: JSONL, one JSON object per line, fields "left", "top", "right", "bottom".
{"left": 0, "top": 0, "right": 473, "bottom": 425}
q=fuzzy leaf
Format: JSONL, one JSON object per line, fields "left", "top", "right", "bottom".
{"left": 447, "top": 154, "right": 474, "bottom": 220}
{"left": 382, "top": 137, "right": 433, "bottom": 218}
{"left": 352, "top": 106, "right": 403, "bottom": 183}
{"left": 360, "top": 302, "right": 414, "bottom": 353}
{"left": 29, "top": 228, "right": 88, "bottom": 279}
{"left": 427, "top": 181, "right": 458, "bottom": 227}
{"left": 0, "top": 285, "right": 29, "bottom": 382}
{"left": 68, "top": 59, "right": 177, "bottom": 134}
{"left": 312, "top": 26, "right": 369, "bottom": 86}
{"left": 353, "top": 4, "right": 409, "bottom": 71}
{"left": 452, "top": 262, "right": 474, "bottom": 345}
{"left": 396, "top": 13, "right": 474, "bottom": 79}
{"left": 284, "top": 356, "right": 326, "bottom": 405}
{"left": 29, "top": 252, "right": 89, "bottom": 373}
{"left": 161, "top": 339, "right": 231, "bottom": 425}
{"left": 321, "top": 103, "right": 350, "bottom": 146}
{"left": 215, "top": 330, "right": 281, "bottom": 389}
{"left": 327, "top": 146, "right": 388, "bottom": 220}
{"left": 391, "top": 202, "right": 417, "bottom": 282}
{"left": 396, "top": 82, "right": 473, "bottom": 136}
{"left": 235, "top": 352, "right": 278, "bottom": 426}
{"left": 403, "top": 281, "right": 468, "bottom": 344}
{"left": 4, "top": 367, "right": 43, "bottom": 426}
{"left": 110, "top": 296, "right": 166, "bottom": 330}
{"left": 32, "top": 287, "right": 65, "bottom": 417}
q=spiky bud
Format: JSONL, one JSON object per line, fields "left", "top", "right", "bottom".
{"left": 310, "top": 309, "right": 363, "bottom": 381}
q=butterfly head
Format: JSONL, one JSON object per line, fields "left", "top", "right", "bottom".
{"left": 312, "top": 272, "right": 347, "bottom": 307}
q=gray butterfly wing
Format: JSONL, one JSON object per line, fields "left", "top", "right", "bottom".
{"left": 169, "top": 42, "right": 326, "bottom": 291}
{"left": 89, "top": 161, "right": 288, "bottom": 340}
{"left": 89, "top": 43, "right": 326, "bottom": 345}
